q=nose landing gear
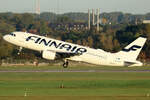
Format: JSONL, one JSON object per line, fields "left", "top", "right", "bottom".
{"left": 63, "top": 59, "right": 69, "bottom": 68}
{"left": 17, "top": 47, "right": 23, "bottom": 55}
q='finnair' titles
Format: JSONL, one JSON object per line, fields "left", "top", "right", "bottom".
{"left": 26, "top": 35, "right": 87, "bottom": 54}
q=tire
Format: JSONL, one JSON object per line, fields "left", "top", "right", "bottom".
{"left": 63, "top": 61, "right": 68, "bottom": 68}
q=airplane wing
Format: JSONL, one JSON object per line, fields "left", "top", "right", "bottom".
{"left": 42, "top": 49, "right": 83, "bottom": 60}
{"left": 56, "top": 52, "right": 81, "bottom": 59}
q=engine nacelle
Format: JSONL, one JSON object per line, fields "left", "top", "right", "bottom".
{"left": 42, "top": 50, "right": 56, "bottom": 60}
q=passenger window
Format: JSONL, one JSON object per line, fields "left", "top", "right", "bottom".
{"left": 10, "top": 33, "right": 13, "bottom": 36}
{"left": 9, "top": 33, "right": 16, "bottom": 37}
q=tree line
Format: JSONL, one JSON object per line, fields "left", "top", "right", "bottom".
{"left": 0, "top": 12, "right": 150, "bottom": 64}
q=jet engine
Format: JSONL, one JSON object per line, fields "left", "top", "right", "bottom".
{"left": 42, "top": 50, "right": 56, "bottom": 60}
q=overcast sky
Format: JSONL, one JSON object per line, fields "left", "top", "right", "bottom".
{"left": 0, "top": 0, "right": 150, "bottom": 14}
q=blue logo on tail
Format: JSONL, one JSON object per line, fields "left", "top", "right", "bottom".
{"left": 123, "top": 45, "right": 141, "bottom": 52}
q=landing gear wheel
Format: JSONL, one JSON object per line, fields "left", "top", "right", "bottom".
{"left": 18, "top": 47, "right": 23, "bottom": 55}
{"left": 63, "top": 60, "right": 69, "bottom": 68}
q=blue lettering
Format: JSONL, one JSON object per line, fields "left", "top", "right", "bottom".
{"left": 49, "top": 41, "right": 62, "bottom": 48}
{"left": 26, "top": 36, "right": 88, "bottom": 54}
{"left": 71, "top": 46, "right": 77, "bottom": 52}
{"left": 39, "top": 39, "right": 51, "bottom": 46}
{"left": 35, "top": 38, "right": 41, "bottom": 43}
{"left": 60, "top": 44, "right": 72, "bottom": 51}
{"left": 26, "top": 36, "right": 38, "bottom": 42}
{"left": 76, "top": 48, "right": 87, "bottom": 54}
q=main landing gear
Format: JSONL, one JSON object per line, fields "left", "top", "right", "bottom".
{"left": 63, "top": 59, "right": 69, "bottom": 68}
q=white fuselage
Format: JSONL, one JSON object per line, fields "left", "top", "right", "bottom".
{"left": 3, "top": 32, "right": 145, "bottom": 66}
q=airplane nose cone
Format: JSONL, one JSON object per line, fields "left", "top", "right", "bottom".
{"left": 3, "top": 35, "right": 9, "bottom": 41}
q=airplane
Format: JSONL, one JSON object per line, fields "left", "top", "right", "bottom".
{"left": 3, "top": 31, "right": 147, "bottom": 68}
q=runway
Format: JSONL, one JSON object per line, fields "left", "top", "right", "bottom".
{"left": 0, "top": 70, "right": 150, "bottom": 73}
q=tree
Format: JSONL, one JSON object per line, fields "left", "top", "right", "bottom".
{"left": 10, "top": 13, "right": 34, "bottom": 31}
{"left": 21, "top": 13, "right": 34, "bottom": 30}
{"left": 76, "top": 40, "right": 81, "bottom": 45}
{"left": 0, "top": 21, "right": 15, "bottom": 35}
{"left": 82, "top": 39, "right": 88, "bottom": 46}
{"left": 66, "top": 39, "right": 73, "bottom": 43}
{"left": 0, "top": 34, "right": 14, "bottom": 65}
{"left": 39, "top": 21, "right": 52, "bottom": 34}
{"left": 87, "top": 36, "right": 93, "bottom": 47}
{"left": 56, "top": 16, "right": 72, "bottom": 24}
{"left": 113, "top": 39, "right": 120, "bottom": 51}
{"left": 99, "top": 33, "right": 113, "bottom": 51}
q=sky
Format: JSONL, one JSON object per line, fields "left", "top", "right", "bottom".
{"left": 0, "top": 0, "right": 150, "bottom": 14}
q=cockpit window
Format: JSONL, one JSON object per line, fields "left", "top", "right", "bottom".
{"left": 9, "top": 32, "right": 16, "bottom": 37}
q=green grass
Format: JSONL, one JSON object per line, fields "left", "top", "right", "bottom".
{"left": 0, "top": 65, "right": 150, "bottom": 100}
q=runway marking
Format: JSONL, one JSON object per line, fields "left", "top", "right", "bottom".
{"left": 0, "top": 70, "right": 150, "bottom": 73}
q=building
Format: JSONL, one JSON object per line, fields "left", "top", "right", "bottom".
{"left": 143, "top": 20, "right": 150, "bottom": 24}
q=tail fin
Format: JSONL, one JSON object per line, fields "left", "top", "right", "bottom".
{"left": 116, "top": 37, "right": 147, "bottom": 60}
